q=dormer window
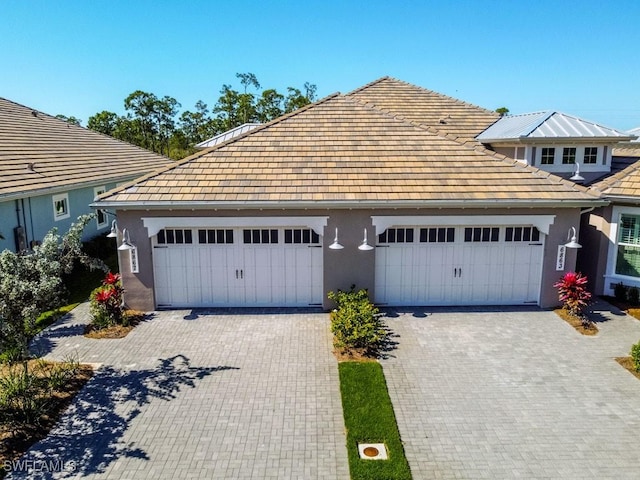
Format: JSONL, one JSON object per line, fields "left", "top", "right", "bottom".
{"left": 562, "top": 147, "right": 576, "bottom": 164}
{"left": 541, "top": 147, "right": 555, "bottom": 165}
{"left": 584, "top": 147, "right": 598, "bottom": 164}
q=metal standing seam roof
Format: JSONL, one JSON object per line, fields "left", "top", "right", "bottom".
{"left": 476, "top": 111, "right": 636, "bottom": 142}
{"left": 96, "top": 78, "right": 603, "bottom": 208}
{"left": 0, "top": 97, "right": 174, "bottom": 200}
{"left": 196, "top": 123, "right": 262, "bottom": 148}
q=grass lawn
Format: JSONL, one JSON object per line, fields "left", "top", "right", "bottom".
{"left": 339, "top": 361, "right": 412, "bottom": 480}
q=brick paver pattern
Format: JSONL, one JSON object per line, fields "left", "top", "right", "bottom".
{"left": 380, "top": 302, "right": 640, "bottom": 480}
{"left": 14, "top": 304, "right": 348, "bottom": 480}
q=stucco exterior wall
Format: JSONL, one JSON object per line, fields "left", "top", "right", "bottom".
{"left": 114, "top": 206, "right": 584, "bottom": 311}
{"left": 578, "top": 205, "right": 613, "bottom": 295}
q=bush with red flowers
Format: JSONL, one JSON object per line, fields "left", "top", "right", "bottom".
{"left": 554, "top": 271, "right": 592, "bottom": 322}
{"left": 89, "top": 272, "right": 125, "bottom": 328}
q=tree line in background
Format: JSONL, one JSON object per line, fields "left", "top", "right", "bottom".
{"left": 57, "top": 73, "right": 317, "bottom": 160}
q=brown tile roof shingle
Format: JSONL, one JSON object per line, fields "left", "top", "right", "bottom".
{"left": 0, "top": 97, "right": 173, "bottom": 200}
{"left": 99, "top": 80, "right": 600, "bottom": 207}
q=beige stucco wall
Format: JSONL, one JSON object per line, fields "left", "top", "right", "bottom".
{"left": 113, "top": 206, "right": 584, "bottom": 311}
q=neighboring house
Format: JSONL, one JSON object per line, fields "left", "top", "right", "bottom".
{"left": 195, "top": 123, "right": 261, "bottom": 148}
{"left": 579, "top": 134, "right": 640, "bottom": 296}
{"left": 0, "top": 97, "right": 173, "bottom": 253}
{"left": 476, "top": 111, "right": 634, "bottom": 184}
{"left": 96, "top": 77, "right": 607, "bottom": 311}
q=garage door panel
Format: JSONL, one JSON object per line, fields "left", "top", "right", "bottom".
{"left": 375, "top": 225, "right": 544, "bottom": 306}
{"left": 153, "top": 227, "right": 322, "bottom": 308}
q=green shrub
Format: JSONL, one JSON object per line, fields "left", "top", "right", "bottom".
{"left": 629, "top": 287, "right": 640, "bottom": 307}
{"left": 328, "top": 286, "right": 384, "bottom": 353}
{"left": 89, "top": 272, "right": 124, "bottom": 329}
{"left": 614, "top": 282, "right": 627, "bottom": 302}
{"left": 0, "top": 359, "right": 79, "bottom": 433}
{"left": 631, "top": 341, "right": 640, "bottom": 372}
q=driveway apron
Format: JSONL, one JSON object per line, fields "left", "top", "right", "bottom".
{"left": 14, "top": 304, "right": 349, "bottom": 480}
{"left": 380, "top": 304, "right": 640, "bottom": 480}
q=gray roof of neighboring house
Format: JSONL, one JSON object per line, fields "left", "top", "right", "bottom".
{"left": 629, "top": 127, "right": 640, "bottom": 142}
{"left": 196, "top": 123, "right": 261, "bottom": 148}
{"left": 0, "top": 97, "right": 173, "bottom": 201}
{"left": 476, "top": 111, "right": 635, "bottom": 142}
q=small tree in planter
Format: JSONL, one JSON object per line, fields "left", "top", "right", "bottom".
{"left": 89, "top": 272, "right": 125, "bottom": 329}
{"left": 554, "top": 272, "right": 592, "bottom": 327}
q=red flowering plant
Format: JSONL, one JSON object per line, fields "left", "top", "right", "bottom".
{"left": 553, "top": 272, "right": 592, "bottom": 325}
{"left": 89, "top": 272, "right": 125, "bottom": 328}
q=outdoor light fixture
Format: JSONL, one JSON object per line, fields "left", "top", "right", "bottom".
{"left": 106, "top": 220, "right": 118, "bottom": 238}
{"left": 117, "top": 228, "right": 135, "bottom": 251}
{"left": 328, "top": 227, "right": 344, "bottom": 250}
{"left": 564, "top": 226, "right": 582, "bottom": 249}
{"left": 358, "top": 228, "right": 374, "bottom": 251}
{"left": 570, "top": 163, "right": 585, "bottom": 182}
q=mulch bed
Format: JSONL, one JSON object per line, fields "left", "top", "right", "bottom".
{"left": 554, "top": 308, "right": 598, "bottom": 336}
{"left": 0, "top": 362, "right": 93, "bottom": 478}
{"left": 83, "top": 311, "right": 146, "bottom": 339}
{"left": 333, "top": 348, "right": 378, "bottom": 363}
{"left": 615, "top": 357, "right": 640, "bottom": 381}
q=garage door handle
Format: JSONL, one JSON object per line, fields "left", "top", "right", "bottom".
{"left": 458, "top": 268, "right": 462, "bottom": 278}
{"left": 235, "top": 269, "right": 239, "bottom": 279}
{"left": 240, "top": 269, "right": 243, "bottom": 279}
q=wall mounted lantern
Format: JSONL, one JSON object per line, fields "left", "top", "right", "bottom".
{"left": 329, "top": 227, "right": 344, "bottom": 250}
{"left": 570, "top": 163, "right": 584, "bottom": 182}
{"left": 358, "top": 228, "right": 374, "bottom": 251}
{"left": 106, "top": 220, "right": 118, "bottom": 238}
{"left": 117, "top": 228, "right": 135, "bottom": 251}
{"left": 564, "top": 226, "right": 582, "bottom": 249}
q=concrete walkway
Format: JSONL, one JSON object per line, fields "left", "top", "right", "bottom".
{"left": 12, "top": 304, "right": 349, "bottom": 480}
{"left": 380, "top": 302, "right": 640, "bottom": 480}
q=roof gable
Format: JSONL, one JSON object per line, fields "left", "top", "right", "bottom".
{"left": 477, "top": 111, "right": 634, "bottom": 142}
{"left": 0, "top": 97, "right": 173, "bottom": 200}
{"left": 99, "top": 87, "right": 600, "bottom": 208}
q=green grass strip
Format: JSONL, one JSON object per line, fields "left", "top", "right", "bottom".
{"left": 338, "top": 361, "right": 412, "bottom": 480}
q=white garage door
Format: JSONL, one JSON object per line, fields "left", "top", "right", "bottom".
{"left": 375, "top": 225, "right": 544, "bottom": 306}
{"left": 153, "top": 227, "right": 323, "bottom": 307}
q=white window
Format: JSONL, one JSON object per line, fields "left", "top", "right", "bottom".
{"left": 562, "top": 147, "right": 576, "bottom": 164}
{"left": 52, "top": 193, "right": 70, "bottom": 221}
{"left": 583, "top": 147, "right": 598, "bottom": 164}
{"left": 541, "top": 147, "right": 555, "bottom": 165}
{"left": 94, "top": 186, "right": 108, "bottom": 228}
{"left": 616, "top": 214, "right": 640, "bottom": 278}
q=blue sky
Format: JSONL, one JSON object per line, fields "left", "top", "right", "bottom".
{"left": 1, "top": 0, "right": 638, "bottom": 130}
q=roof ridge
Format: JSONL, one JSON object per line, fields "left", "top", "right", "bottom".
{"left": 346, "top": 77, "right": 499, "bottom": 117}
{"left": 98, "top": 92, "right": 343, "bottom": 201}
{"left": 343, "top": 76, "right": 391, "bottom": 96}
{"left": 341, "top": 95, "right": 598, "bottom": 198}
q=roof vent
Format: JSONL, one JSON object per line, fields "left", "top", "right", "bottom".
{"left": 26, "top": 162, "right": 36, "bottom": 172}
{"left": 31, "top": 110, "right": 38, "bottom": 117}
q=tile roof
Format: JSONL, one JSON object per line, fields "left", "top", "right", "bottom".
{"left": 98, "top": 79, "right": 601, "bottom": 208}
{"left": 594, "top": 151, "right": 640, "bottom": 198}
{"left": 0, "top": 97, "right": 173, "bottom": 200}
{"left": 347, "top": 77, "right": 500, "bottom": 143}
{"left": 476, "top": 111, "right": 635, "bottom": 142}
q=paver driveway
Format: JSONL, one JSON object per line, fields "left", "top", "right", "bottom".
{"left": 380, "top": 303, "right": 640, "bottom": 480}
{"left": 13, "top": 305, "right": 349, "bottom": 480}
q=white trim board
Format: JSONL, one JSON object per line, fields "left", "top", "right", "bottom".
{"left": 371, "top": 215, "right": 556, "bottom": 235}
{"left": 142, "top": 216, "right": 329, "bottom": 237}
